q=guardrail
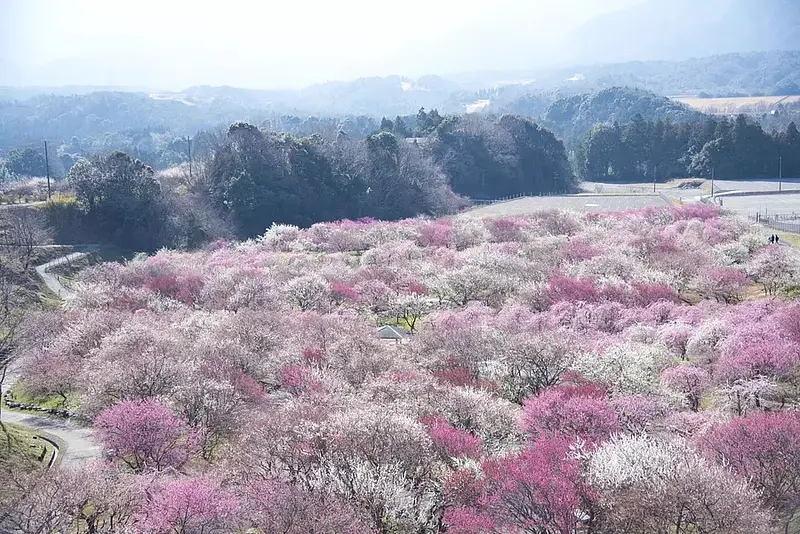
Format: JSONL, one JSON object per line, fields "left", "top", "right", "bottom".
{"left": 749, "top": 213, "right": 800, "bottom": 233}
{"left": 470, "top": 191, "right": 574, "bottom": 206}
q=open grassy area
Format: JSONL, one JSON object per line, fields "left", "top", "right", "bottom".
{"left": 6, "top": 382, "right": 77, "bottom": 413}
{"left": 676, "top": 95, "right": 800, "bottom": 113}
{"left": 0, "top": 422, "right": 56, "bottom": 512}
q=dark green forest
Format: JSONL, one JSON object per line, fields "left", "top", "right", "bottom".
{"left": 577, "top": 114, "right": 800, "bottom": 182}
{"left": 55, "top": 114, "right": 575, "bottom": 251}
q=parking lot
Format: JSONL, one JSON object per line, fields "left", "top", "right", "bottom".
{"left": 719, "top": 193, "right": 800, "bottom": 217}
{"left": 463, "top": 194, "right": 668, "bottom": 217}
{"left": 713, "top": 179, "right": 800, "bottom": 194}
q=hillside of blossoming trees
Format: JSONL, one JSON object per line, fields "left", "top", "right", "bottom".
{"left": 9, "top": 204, "right": 800, "bottom": 533}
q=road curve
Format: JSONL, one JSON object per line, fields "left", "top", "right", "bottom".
{"left": 2, "top": 246, "right": 103, "bottom": 465}
{"left": 0, "top": 408, "right": 100, "bottom": 466}
{"left": 35, "top": 246, "right": 97, "bottom": 299}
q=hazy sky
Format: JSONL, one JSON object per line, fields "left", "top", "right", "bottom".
{"left": 1, "top": 0, "right": 646, "bottom": 89}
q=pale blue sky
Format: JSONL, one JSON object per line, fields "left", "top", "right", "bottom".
{"left": 1, "top": 0, "right": 646, "bottom": 88}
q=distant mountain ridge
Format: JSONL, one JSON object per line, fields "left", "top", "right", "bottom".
{"left": 1, "top": 50, "right": 799, "bottom": 121}
{"left": 569, "top": 0, "right": 800, "bottom": 64}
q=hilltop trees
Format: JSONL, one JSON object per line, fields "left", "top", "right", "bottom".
{"left": 579, "top": 114, "right": 800, "bottom": 182}
{"left": 205, "top": 123, "right": 463, "bottom": 237}
{"left": 430, "top": 114, "right": 575, "bottom": 199}
{"left": 67, "top": 151, "right": 166, "bottom": 250}
{"left": 5, "top": 147, "right": 47, "bottom": 178}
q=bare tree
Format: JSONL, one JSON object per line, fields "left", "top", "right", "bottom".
{"left": 1, "top": 210, "right": 52, "bottom": 271}
{"left": 0, "top": 256, "right": 23, "bottom": 423}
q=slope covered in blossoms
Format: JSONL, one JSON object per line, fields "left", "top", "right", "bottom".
{"left": 13, "top": 204, "right": 800, "bottom": 534}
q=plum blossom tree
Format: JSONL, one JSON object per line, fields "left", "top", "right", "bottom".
{"left": 421, "top": 415, "right": 484, "bottom": 462}
{"left": 748, "top": 245, "right": 798, "bottom": 296}
{"left": 242, "top": 479, "right": 374, "bottom": 534}
{"left": 500, "top": 331, "right": 577, "bottom": 403}
{"left": 443, "top": 437, "right": 591, "bottom": 534}
{"left": 587, "top": 435, "right": 771, "bottom": 534}
{"left": 572, "top": 342, "right": 673, "bottom": 395}
{"left": 694, "top": 267, "right": 750, "bottom": 303}
{"left": 6, "top": 462, "right": 143, "bottom": 534}
{"left": 286, "top": 275, "right": 331, "bottom": 311}
{"left": 521, "top": 384, "right": 620, "bottom": 443}
{"left": 390, "top": 293, "right": 429, "bottom": 333}
{"left": 662, "top": 364, "right": 711, "bottom": 411}
{"left": 703, "top": 411, "right": 800, "bottom": 528}
{"left": 610, "top": 394, "right": 668, "bottom": 434}
{"left": 137, "top": 477, "right": 238, "bottom": 534}
{"left": 93, "top": 398, "right": 198, "bottom": 472}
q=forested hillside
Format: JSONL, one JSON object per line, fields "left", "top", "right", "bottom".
{"left": 40, "top": 116, "right": 573, "bottom": 252}
{"left": 578, "top": 114, "right": 800, "bottom": 182}
{"left": 538, "top": 87, "right": 705, "bottom": 149}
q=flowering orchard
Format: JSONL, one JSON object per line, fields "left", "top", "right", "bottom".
{"left": 12, "top": 205, "right": 800, "bottom": 533}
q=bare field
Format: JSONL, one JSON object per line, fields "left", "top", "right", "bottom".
{"left": 675, "top": 95, "right": 800, "bottom": 113}
{"left": 462, "top": 195, "right": 668, "bottom": 217}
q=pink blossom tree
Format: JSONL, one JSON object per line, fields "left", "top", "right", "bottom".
{"left": 748, "top": 245, "right": 798, "bottom": 296}
{"left": 137, "top": 477, "right": 237, "bottom": 534}
{"left": 420, "top": 416, "right": 483, "bottom": 462}
{"left": 694, "top": 267, "right": 750, "bottom": 303}
{"left": 662, "top": 365, "right": 711, "bottom": 411}
{"left": 521, "top": 384, "right": 620, "bottom": 443}
{"left": 243, "top": 480, "right": 374, "bottom": 534}
{"left": 93, "top": 398, "right": 198, "bottom": 472}
{"left": 444, "top": 437, "right": 591, "bottom": 534}
{"left": 703, "top": 411, "right": 800, "bottom": 528}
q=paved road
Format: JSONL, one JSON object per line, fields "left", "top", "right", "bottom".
{"left": 35, "top": 247, "right": 96, "bottom": 299}
{"left": 0, "top": 407, "right": 100, "bottom": 466}
{"left": 2, "top": 247, "right": 102, "bottom": 465}
{"left": 718, "top": 193, "right": 800, "bottom": 216}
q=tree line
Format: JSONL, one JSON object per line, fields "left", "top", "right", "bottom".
{"left": 577, "top": 114, "right": 800, "bottom": 182}
{"left": 59, "top": 114, "right": 574, "bottom": 251}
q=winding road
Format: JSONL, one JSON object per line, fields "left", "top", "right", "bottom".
{"left": 1, "top": 247, "right": 102, "bottom": 465}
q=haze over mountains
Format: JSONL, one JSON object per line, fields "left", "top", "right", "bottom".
{"left": 571, "top": 0, "right": 800, "bottom": 64}
{"left": 1, "top": 0, "right": 798, "bottom": 91}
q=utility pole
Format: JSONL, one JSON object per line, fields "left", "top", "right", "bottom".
{"left": 43, "top": 140, "right": 51, "bottom": 201}
{"left": 711, "top": 167, "right": 715, "bottom": 198}
{"left": 187, "top": 136, "right": 193, "bottom": 183}
{"left": 653, "top": 165, "right": 657, "bottom": 193}
{"left": 779, "top": 156, "right": 783, "bottom": 192}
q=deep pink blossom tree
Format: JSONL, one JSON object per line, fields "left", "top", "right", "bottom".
{"left": 546, "top": 274, "right": 599, "bottom": 304}
{"left": 444, "top": 437, "right": 591, "bottom": 534}
{"left": 93, "top": 399, "right": 198, "bottom": 472}
{"left": 420, "top": 416, "right": 483, "bottom": 461}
